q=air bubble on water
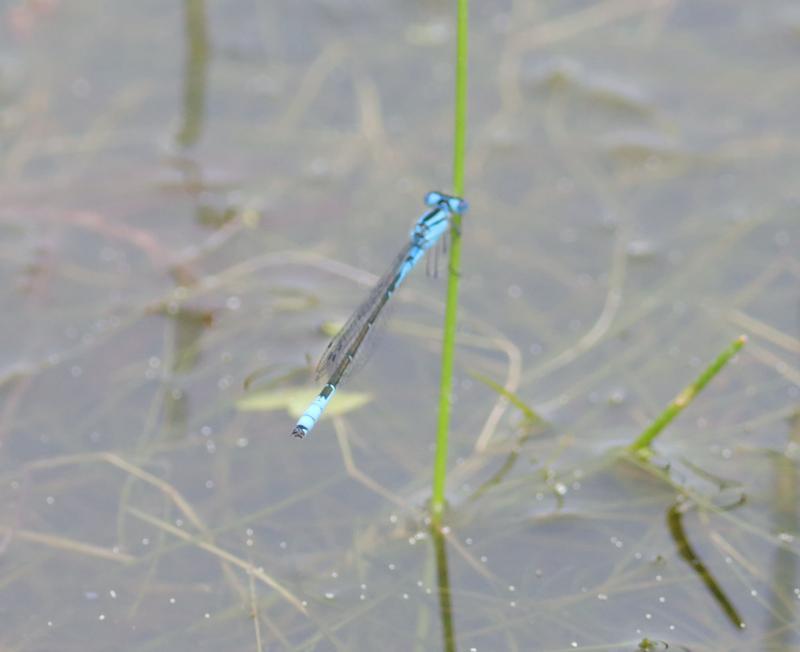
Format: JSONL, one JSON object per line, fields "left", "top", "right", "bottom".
{"left": 608, "top": 387, "right": 627, "bottom": 405}
{"left": 627, "top": 240, "right": 656, "bottom": 259}
{"left": 774, "top": 230, "right": 790, "bottom": 247}
{"left": 559, "top": 227, "right": 578, "bottom": 244}
{"left": 71, "top": 77, "right": 91, "bottom": 98}
{"left": 307, "top": 158, "right": 330, "bottom": 180}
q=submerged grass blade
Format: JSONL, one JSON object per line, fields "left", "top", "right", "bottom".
{"left": 128, "top": 507, "right": 307, "bottom": 615}
{"left": 0, "top": 526, "right": 135, "bottom": 563}
{"left": 471, "top": 371, "right": 544, "bottom": 425}
{"left": 628, "top": 335, "right": 747, "bottom": 454}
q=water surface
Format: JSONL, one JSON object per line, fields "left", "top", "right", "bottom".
{"left": 1, "top": 1, "right": 798, "bottom": 650}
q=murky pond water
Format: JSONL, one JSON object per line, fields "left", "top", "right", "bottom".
{"left": 1, "top": 1, "right": 798, "bottom": 650}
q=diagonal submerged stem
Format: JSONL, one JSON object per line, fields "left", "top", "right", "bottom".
{"left": 628, "top": 335, "right": 747, "bottom": 454}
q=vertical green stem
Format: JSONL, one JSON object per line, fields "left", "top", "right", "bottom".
{"left": 431, "top": 0, "right": 468, "bottom": 525}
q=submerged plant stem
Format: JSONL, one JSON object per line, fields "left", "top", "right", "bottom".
{"left": 628, "top": 335, "right": 747, "bottom": 454}
{"left": 431, "top": 0, "right": 468, "bottom": 525}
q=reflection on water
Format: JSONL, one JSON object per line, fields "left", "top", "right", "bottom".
{"left": 176, "top": 0, "right": 209, "bottom": 149}
{"left": 432, "top": 525, "right": 456, "bottom": 652}
{"left": 666, "top": 500, "right": 744, "bottom": 630}
{"left": 765, "top": 411, "right": 800, "bottom": 652}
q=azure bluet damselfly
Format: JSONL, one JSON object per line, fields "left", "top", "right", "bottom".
{"left": 292, "top": 191, "right": 468, "bottom": 438}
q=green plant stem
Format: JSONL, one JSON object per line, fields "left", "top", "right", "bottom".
{"left": 628, "top": 335, "right": 747, "bottom": 454}
{"left": 431, "top": 0, "right": 468, "bottom": 525}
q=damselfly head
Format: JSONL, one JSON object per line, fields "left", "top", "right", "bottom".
{"left": 424, "top": 191, "right": 468, "bottom": 215}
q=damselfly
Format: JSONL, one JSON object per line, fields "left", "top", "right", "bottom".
{"left": 292, "top": 191, "right": 468, "bottom": 438}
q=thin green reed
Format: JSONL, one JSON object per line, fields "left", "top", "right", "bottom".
{"left": 628, "top": 335, "right": 747, "bottom": 454}
{"left": 431, "top": 0, "right": 468, "bottom": 525}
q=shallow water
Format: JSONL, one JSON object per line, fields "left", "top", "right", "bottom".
{"left": 1, "top": 1, "right": 798, "bottom": 650}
